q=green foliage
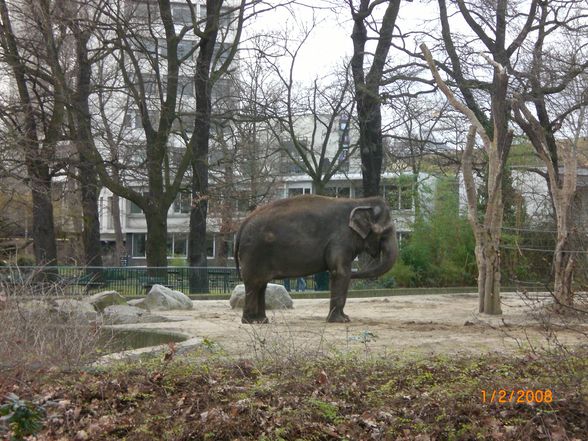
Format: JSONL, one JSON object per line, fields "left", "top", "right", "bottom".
{"left": 394, "top": 177, "right": 477, "bottom": 287}
{"left": 307, "top": 398, "right": 341, "bottom": 424}
{"left": 0, "top": 394, "right": 45, "bottom": 441}
{"left": 388, "top": 260, "right": 416, "bottom": 287}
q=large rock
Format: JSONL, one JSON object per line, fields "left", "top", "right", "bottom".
{"left": 102, "top": 304, "right": 171, "bottom": 324}
{"left": 86, "top": 290, "right": 126, "bottom": 312}
{"left": 51, "top": 298, "right": 98, "bottom": 322}
{"left": 127, "top": 298, "right": 146, "bottom": 308}
{"left": 230, "top": 284, "right": 293, "bottom": 310}
{"left": 138, "top": 285, "right": 193, "bottom": 311}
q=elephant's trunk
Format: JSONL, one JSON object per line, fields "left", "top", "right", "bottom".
{"left": 350, "top": 230, "right": 398, "bottom": 279}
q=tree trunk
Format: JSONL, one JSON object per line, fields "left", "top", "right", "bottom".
{"left": 350, "top": 0, "right": 400, "bottom": 198}
{"left": 73, "top": 31, "right": 103, "bottom": 269}
{"left": 553, "top": 237, "right": 575, "bottom": 310}
{"left": 145, "top": 207, "right": 169, "bottom": 274}
{"left": 78, "top": 154, "right": 103, "bottom": 268}
{"left": 189, "top": 148, "right": 209, "bottom": 292}
{"left": 110, "top": 193, "right": 126, "bottom": 263}
{"left": 479, "top": 230, "right": 502, "bottom": 314}
{"left": 357, "top": 93, "right": 384, "bottom": 197}
{"left": 188, "top": 0, "right": 221, "bottom": 293}
{"left": 29, "top": 168, "right": 58, "bottom": 266}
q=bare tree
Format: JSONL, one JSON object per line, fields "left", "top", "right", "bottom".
{"left": 418, "top": 0, "right": 542, "bottom": 315}
{"left": 187, "top": 0, "right": 250, "bottom": 290}
{"left": 511, "top": 0, "right": 588, "bottom": 309}
{"left": 0, "top": 0, "right": 64, "bottom": 266}
{"left": 348, "top": 0, "right": 401, "bottom": 197}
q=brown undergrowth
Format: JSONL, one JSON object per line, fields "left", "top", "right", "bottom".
{"left": 0, "top": 345, "right": 586, "bottom": 441}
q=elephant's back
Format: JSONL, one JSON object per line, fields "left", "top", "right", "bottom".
{"left": 237, "top": 196, "right": 352, "bottom": 250}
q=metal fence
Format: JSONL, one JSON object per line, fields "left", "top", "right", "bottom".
{"left": 0, "top": 266, "right": 331, "bottom": 296}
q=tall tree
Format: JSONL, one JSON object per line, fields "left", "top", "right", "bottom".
{"left": 66, "top": 1, "right": 105, "bottom": 269}
{"left": 188, "top": 0, "right": 248, "bottom": 290}
{"left": 348, "top": 0, "right": 401, "bottom": 197}
{"left": 512, "top": 0, "right": 588, "bottom": 310}
{"left": 419, "top": 0, "right": 540, "bottom": 314}
{"left": 0, "top": 0, "right": 63, "bottom": 266}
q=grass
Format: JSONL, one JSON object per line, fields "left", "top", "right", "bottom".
{"left": 1, "top": 346, "right": 586, "bottom": 440}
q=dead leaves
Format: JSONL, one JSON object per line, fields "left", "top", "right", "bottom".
{"left": 2, "top": 351, "right": 587, "bottom": 441}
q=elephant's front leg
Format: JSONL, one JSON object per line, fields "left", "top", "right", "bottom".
{"left": 242, "top": 282, "right": 269, "bottom": 324}
{"left": 327, "top": 267, "right": 351, "bottom": 323}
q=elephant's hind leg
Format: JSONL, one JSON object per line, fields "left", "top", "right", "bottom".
{"left": 242, "top": 281, "right": 269, "bottom": 324}
{"left": 256, "top": 282, "right": 268, "bottom": 323}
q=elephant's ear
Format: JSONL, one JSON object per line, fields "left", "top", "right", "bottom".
{"left": 349, "top": 206, "right": 373, "bottom": 239}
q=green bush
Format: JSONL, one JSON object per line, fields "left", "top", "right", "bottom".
{"left": 395, "top": 177, "right": 477, "bottom": 287}
{"left": 388, "top": 260, "right": 416, "bottom": 287}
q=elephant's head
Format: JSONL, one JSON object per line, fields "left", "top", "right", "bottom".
{"left": 348, "top": 202, "right": 398, "bottom": 279}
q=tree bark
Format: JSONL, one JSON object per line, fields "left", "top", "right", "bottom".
{"left": 350, "top": 0, "right": 401, "bottom": 197}
{"left": 0, "top": 0, "right": 58, "bottom": 266}
{"left": 110, "top": 192, "right": 126, "bottom": 264}
{"left": 188, "top": 0, "right": 225, "bottom": 292}
{"left": 144, "top": 206, "right": 169, "bottom": 271}
{"left": 72, "top": 29, "right": 103, "bottom": 269}
{"left": 29, "top": 168, "right": 58, "bottom": 266}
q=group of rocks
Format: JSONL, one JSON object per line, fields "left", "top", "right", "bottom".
{"left": 12, "top": 285, "right": 194, "bottom": 325}
{"left": 3, "top": 282, "right": 294, "bottom": 325}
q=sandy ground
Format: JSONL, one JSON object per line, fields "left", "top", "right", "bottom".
{"left": 114, "top": 292, "right": 588, "bottom": 357}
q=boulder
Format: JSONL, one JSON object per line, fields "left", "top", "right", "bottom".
{"left": 230, "top": 284, "right": 293, "bottom": 310}
{"left": 102, "top": 304, "right": 171, "bottom": 324}
{"left": 127, "top": 298, "right": 147, "bottom": 308}
{"left": 51, "top": 298, "right": 98, "bottom": 322}
{"left": 140, "top": 285, "right": 193, "bottom": 311}
{"left": 86, "top": 290, "right": 126, "bottom": 312}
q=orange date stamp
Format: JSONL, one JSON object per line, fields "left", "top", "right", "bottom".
{"left": 481, "top": 389, "right": 553, "bottom": 404}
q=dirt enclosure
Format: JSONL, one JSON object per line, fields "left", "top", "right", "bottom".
{"left": 117, "top": 292, "right": 587, "bottom": 357}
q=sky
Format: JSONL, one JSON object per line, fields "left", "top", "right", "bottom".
{"left": 246, "top": 1, "right": 440, "bottom": 83}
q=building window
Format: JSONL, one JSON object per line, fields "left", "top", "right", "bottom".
{"left": 132, "top": 233, "right": 146, "bottom": 257}
{"left": 382, "top": 178, "right": 413, "bottom": 210}
{"left": 129, "top": 199, "right": 143, "bottom": 214}
{"left": 288, "top": 187, "right": 311, "bottom": 198}
{"left": 173, "top": 192, "right": 192, "bottom": 214}
{"left": 223, "top": 235, "right": 234, "bottom": 259}
{"left": 206, "top": 234, "right": 215, "bottom": 258}
{"left": 339, "top": 114, "right": 350, "bottom": 131}
{"left": 128, "top": 192, "right": 149, "bottom": 214}
{"left": 167, "top": 233, "right": 188, "bottom": 257}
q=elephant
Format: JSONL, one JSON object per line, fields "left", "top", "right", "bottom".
{"left": 234, "top": 195, "right": 398, "bottom": 323}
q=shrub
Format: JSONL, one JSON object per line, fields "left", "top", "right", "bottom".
{"left": 388, "top": 260, "right": 416, "bottom": 287}
{"left": 0, "top": 275, "right": 104, "bottom": 373}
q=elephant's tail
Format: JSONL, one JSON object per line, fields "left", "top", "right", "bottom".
{"left": 234, "top": 225, "right": 242, "bottom": 280}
